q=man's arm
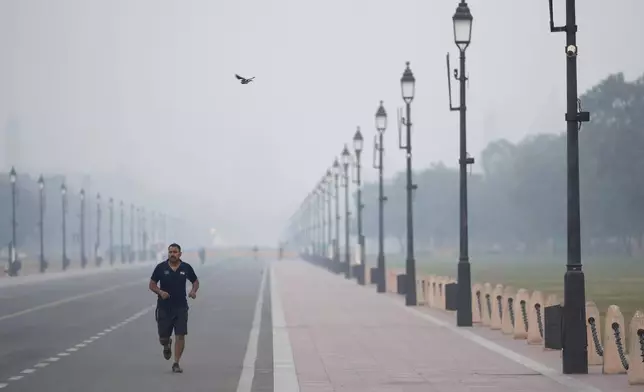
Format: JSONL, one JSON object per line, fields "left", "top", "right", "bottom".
{"left": 188, "top": 265, "right": 199, "bottom": 294}
{"left": 149, "top": 265, "right": 163, "bottom": 295}
{"left": 190, "top": 279, "right": 199, "bottom": 294}
{"left": 149, "top": 279, "right": 163, "bottom": 295}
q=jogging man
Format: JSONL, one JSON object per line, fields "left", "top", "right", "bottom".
{"left": 149, "top": 243, "right": 199, "bottom": 373}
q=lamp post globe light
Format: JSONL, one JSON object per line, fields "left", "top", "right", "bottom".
{"left": 453, "top": 0, "right": 473, "bottom": 51}
{"left": 399, "top": 62, "right": 417, "bottom": 306}
{"left": 374, "top": 101, "right": 387, "bottom": 293}
{"left": 341, "top": 145, "right": 352, "bottom": 279}
{"left": 353, "top": 127, "right": 366, "bottom": 285}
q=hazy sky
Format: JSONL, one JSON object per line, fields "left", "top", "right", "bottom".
{"left": 0, "top": 0, "right": 643, "bottom": 246}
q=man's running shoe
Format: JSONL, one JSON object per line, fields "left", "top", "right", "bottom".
{"left": 172, "top": 362, "right": 183, "bottom": 373}
{"left": 163, "top": 338, "right": 172, "bottom": 360}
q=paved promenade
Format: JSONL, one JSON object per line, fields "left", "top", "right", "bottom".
{"left": 272, "top": 259, "right": 618, "bottom": 392}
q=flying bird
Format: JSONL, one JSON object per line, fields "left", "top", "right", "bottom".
{"left": 235, "top": 74, "right": 255, "bottom": 84}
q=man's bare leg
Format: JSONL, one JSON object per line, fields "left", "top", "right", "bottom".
{"left": 172, "top": 335, "right": 185, "bottom": 372}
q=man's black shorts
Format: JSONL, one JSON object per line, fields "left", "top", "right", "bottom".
{"left": 155, "top": 305, "right": 189, "bottom": 338}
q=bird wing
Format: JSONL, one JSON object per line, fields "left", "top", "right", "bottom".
{"left": 235, "top": 74, "right": 244, "bottom": 80}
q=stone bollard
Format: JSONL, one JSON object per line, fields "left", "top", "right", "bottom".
{"left": 422, "top": 276, "right": 430, "bottom": 305}
{"left": 481, "top": 283, "right": 493, "bottom": 327}
{"left": 602, "top": 305, "right": 629, "bottom": 375}
{"left": 441, "top": 277, "right": 452, "bottom": 310}
{"left": 490, "top": 284, "right": 504, "bottom": 330}
{"left": 527, "top": 290, "right": 545, "bottom": 345}
{"left": 434, "top": 277, "right": 445, "bottom": 310}
{"left": 513, "top": 288, "right": 530, "bottom": 340}
{"left": 432, "top": 277, "right": 441, "bottom": 310}
{"left": 585, "top": 301, "right": 604, "bottom": 365}
{"left": 416, "top": 276, "right": 426, "bottom": 305}
{"left": 427, "top": 275, "right": 436, "bottom": 307}
{"left": 627, "top": 310, "right": 644, "bottom": 385}
{"left": 388, "top": 270, "right": 398, "bottom": 293}
{"left": 471, "top": 283, "right": 483, "bottom": 323}
{"left": 501, "top": 286, "right": 516, "bottom": 335}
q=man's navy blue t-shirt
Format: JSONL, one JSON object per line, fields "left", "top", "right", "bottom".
{"left": 150, "top": 260, "right": 198, "bottom": 309}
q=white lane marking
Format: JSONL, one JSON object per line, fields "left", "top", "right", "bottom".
{"left": 270, "top": 263, "right": 300, "bottom": 392}
{"left": 393, "top": 298, "right": 604, "bottom": 392}
{"left": 2, "top": 304, "right": 155, "bottom": 388}
{"left": 0, "top": 278, "right": 148, "bottom": 322}
{"left": 235, "top": 261, "right": 268, "bottom": 392}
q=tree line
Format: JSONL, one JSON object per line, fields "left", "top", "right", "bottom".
{"left": 359, "top": 72, "right": 644, "bottom": 257}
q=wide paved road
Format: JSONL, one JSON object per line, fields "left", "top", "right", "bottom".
{"left": 0, "top": 258, "right": 273, "bottom": 392}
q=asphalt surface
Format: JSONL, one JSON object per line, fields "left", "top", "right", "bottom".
{"left": 0, "top": 258, "right": 273, "bottom": 392}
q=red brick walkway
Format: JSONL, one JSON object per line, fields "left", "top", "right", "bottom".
{"left": 272, "top": 259, "right": 606, "bottom": 392}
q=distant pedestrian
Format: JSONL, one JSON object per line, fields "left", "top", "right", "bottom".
{"left": 198, "top": 247, "right": 206, "bottom": 265}
{"left": 149, "top": 243, "right": 199, "bottom": 373}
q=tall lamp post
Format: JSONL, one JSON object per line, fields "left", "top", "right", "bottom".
{"left": 399, "top": 62, "right": 417, "bottom": 306}
{"left": 141, "top": 207, "right": 147, "bottom": 261}
{"left": 341, "top": 145, "right": 351, "bottom": 279}
{"left": 130, "top": 204, "right": 135, "bottom": 262}
{"left": 109, "top": 197, "right": 114, "bottom": 265}
{"left": 38, "top": 175, "right": 48, "bottom": 273}
{"left": 374, "top": 101, "right": 388, "bottom": 292}
{"left": 303, "top": 195, "right": 310, "bottom": 255}
{"left": 120, "top": 201, "right": 125, "bottom": 264}
{"left": 547, "top": 0, "right": 590, "bottom": 374}
{"left": 318, "top": 180, "right": 327, "bottom": 259}
{"left": 353, "top": 127, "right": 365, "bottom": 285}
{"left": 447, "top": 0, "right": 475, "bottom": 327}
{"left": 80, "top": 189, "right": 87, "bottom": 268}
{"left": 61, "top": 183, "right": 69, "bottom": 270}
{"left": 8, "top": 167, "right": 19, "bottom": 276}
{"left": 95, "top": 193, "right": 102, "bottom": 266}
{"left": 313, "top": 189, "right": 320, "bottom": 256}
{"left": 332, "top": 158, "right": 341, "bottom": 272}
{"left": 325, "top": 170, "right": 333, "bottom": 261}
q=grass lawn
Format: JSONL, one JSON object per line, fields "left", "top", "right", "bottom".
{"left": 382, "top": 252, "right": 644, "bottom": 329}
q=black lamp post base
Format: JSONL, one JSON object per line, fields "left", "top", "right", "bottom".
{"left": 456, "top": 260, "right": 473, "bottom": 327}
{"left": 562, "top": 268, "right": 588, "bottom": 374}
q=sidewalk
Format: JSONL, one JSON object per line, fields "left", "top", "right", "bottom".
{"left": 271, "top": 260, "right": 608, "bottom": 392}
